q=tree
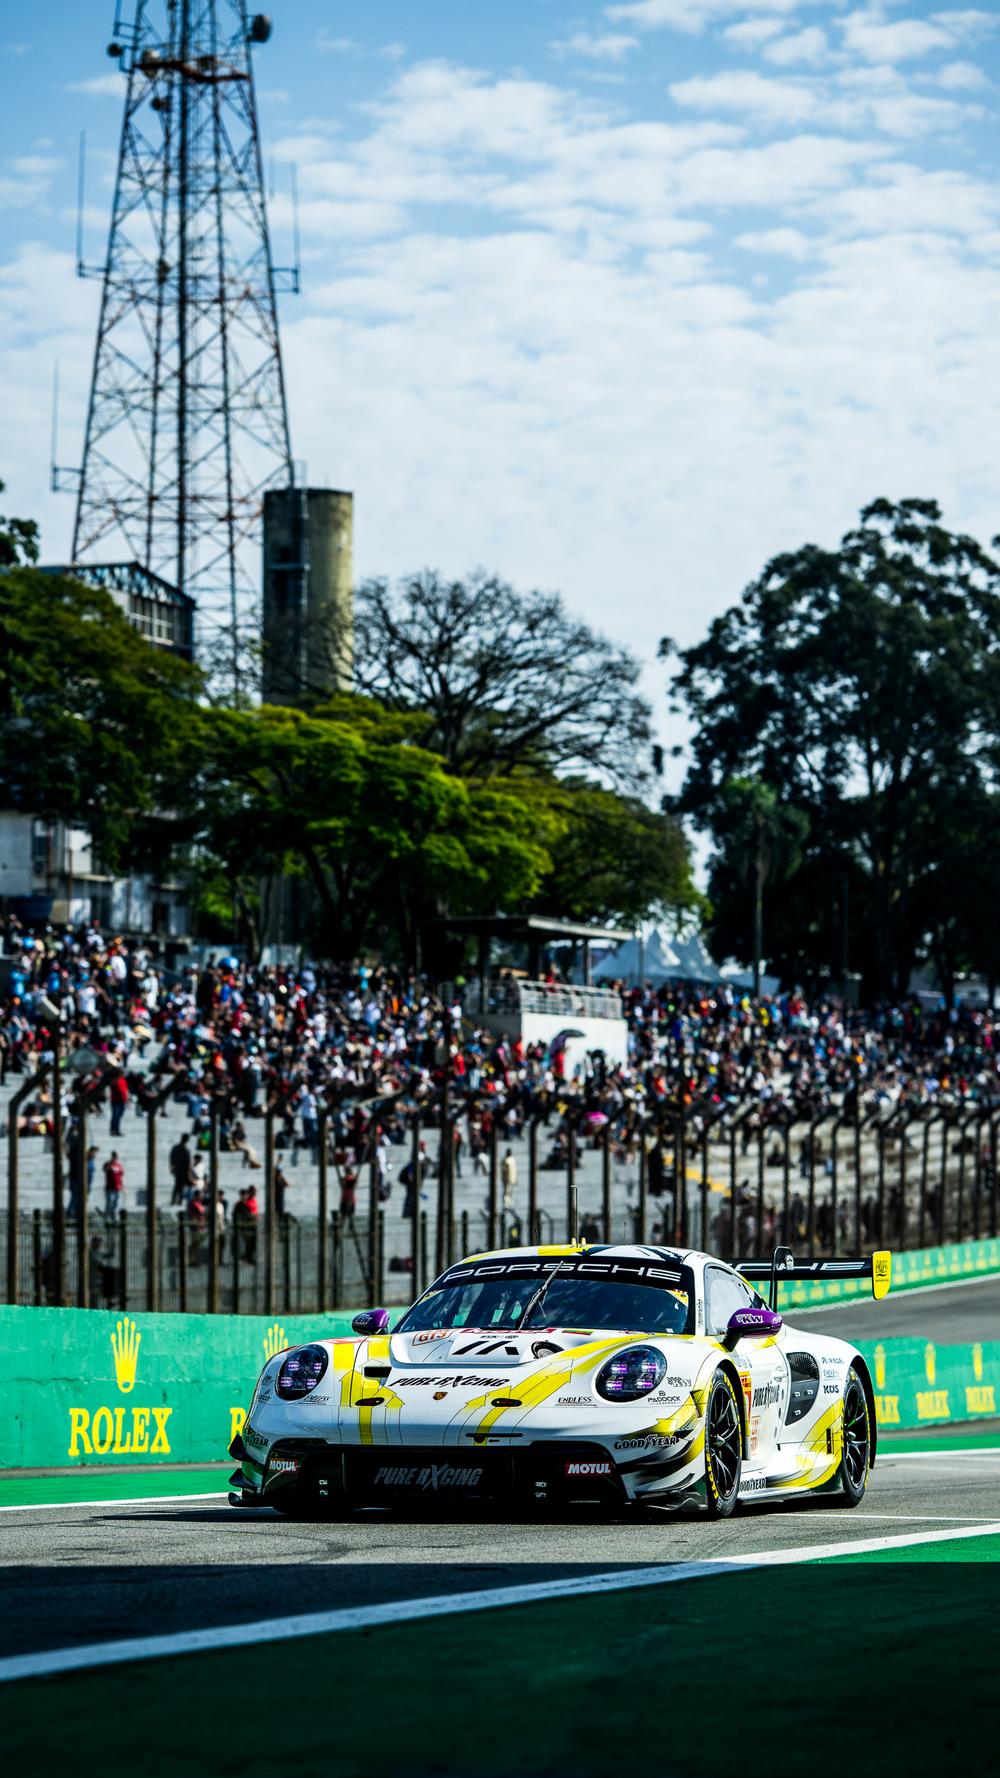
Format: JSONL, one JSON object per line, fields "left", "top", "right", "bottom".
{"left": 0, "top": 563, "right": 200, "bottom": 868}
{"left": 666, "top": 499, "right": 1000, "bottom": 996}
{"left": 0, "top": 482, "right": 39, "bottom": 569}
{"left": 353, "top": 570, "right": 652, "bottom": 788}
{"left": 526, "top": 778, "right": 696, "bottom": 928}
{"left": 190, "top": 697, "right": 560, "bottom": 960}
{"left": 703, "top": 779, "right": 808, "bottom": 992}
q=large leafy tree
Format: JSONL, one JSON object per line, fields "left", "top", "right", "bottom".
{"left": 526, "top": 778, "right": 696, "bottom": 928}
{"left": 666, "top": 499, "right": 1000, "bottom": 996}
{"left": 190, "top": 697, "right": 560, "bottom": 960}
{"left": 0, "top": 559, "right": 200, "bottom": 869}
{"left": 352, "top": 569, "right": 653, "bottom": 788}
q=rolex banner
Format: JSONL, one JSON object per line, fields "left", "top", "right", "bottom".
{"left": 0, "top": 1305, "right": 355, "bottom": 1470}
{"left": 856, "top": 1336, "right": 1000, "bottom": 1432}
{"left": 2, "top": 1308, "right": 997, "bottom": 1469}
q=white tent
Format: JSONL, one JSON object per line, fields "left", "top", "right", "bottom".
{"left": 593, "top": 926, "right": 779, "bottom": 994}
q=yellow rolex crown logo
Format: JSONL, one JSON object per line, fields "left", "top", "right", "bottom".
{"left": 263, "top": 1322, "right": 287, "bottom": 1361}
{"left": 973, "top": 1342, "right": 984, "bottom": 1382}
{"left": 874, "top": 1343, "right": 886, "bottom": 1390}
{"left": 924, "top": 1342, "right": 936, "bottom": 1386}
{"left": 111, "top": 1317, "right": 141, "bottom": 1394}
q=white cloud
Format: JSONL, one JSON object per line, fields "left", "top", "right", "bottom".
{"left": 609, "top": 0, "right": 811, "bottom": 32}
{"left": 839, "top": 13, "right": 950, "bottom": 62}
{"left": 672, "top": 60, "right": 973, "bottom": 138}
{"left": 763, "top": 26, "right": 829, "bottom": 65}
{"left": 554, "top": 32, "right": 639, "bottom": 61}
{"left": 724, "top": 19, "right": 785, "bottom": 47}
{"left": 670, "top": 69, "right": 818, "bottom": 123}
{"left": 735, "top": 225, "right": 814, "bottom": 257}
{"left": 65, "top": 74, "right": 123, "bottom": 96}
{"left": 937, "top": 59, "right": 989, "bottom": 89}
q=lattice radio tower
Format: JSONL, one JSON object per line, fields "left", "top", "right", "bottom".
{"left": 67, "top": 1, "right": 297, "bottom": 683}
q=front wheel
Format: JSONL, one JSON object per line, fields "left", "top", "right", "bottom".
{"left": 838, "top": 1366, "right": 871, "bottom": 1507}
{"left": 704, "top": 1370, "right": 742, "bottom": 1518}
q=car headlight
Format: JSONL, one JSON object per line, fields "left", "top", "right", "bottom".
{"left": 275, "top": 1345, "right": 329, "bottom": 1400}
{"left": 595, "top": 1346, "right": 668, "bottom": 1403}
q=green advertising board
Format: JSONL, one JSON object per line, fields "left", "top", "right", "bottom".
{"left": 0, "top": 1304, "right": 356, "bottom": 1470}
{"left": 776, "top": 1234, "right": 1000, "bottom": 1308}
{"left": 856, "top": 1335, "right": 999, "bottom": 1432}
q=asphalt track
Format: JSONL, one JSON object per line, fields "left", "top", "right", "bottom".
{"left": 3, "top": 1440, "right": 1000, "bottom": 1666}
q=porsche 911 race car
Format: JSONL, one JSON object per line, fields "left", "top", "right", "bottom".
{"left": 228, "top": 1241, "right": 891, "bottom": 1518}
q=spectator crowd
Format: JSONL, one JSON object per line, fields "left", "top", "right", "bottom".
{"left": 3, "top": 914, "right": 1000, "bottom": 1251}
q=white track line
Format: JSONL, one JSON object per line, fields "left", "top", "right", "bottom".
{"left": 877, "top": 1450, "right": 1000, "bottom": 1462}
{"left": 3, "top": 1520, "right": 999, "bottom": 1686}
{"left": 0, "top": 1492, "right": 226, "bottom": 1514}
{"left": 792, "top": 1272, "right": 1000, "bottom": 1314}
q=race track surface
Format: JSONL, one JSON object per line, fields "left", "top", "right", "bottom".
{"left": 3, "top": 1446, "right": 999, "bottom": 1662}
{"left": 791, "top": 1271, "right": 1000, "bottom": 1341}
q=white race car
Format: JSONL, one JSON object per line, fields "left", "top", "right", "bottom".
{"left": 229, "top": 1242, "right": 891, "bottom": 1518}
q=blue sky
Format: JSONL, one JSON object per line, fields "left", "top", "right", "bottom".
{"left": 2, "top": 0, "right": 1000, "bottom": 737}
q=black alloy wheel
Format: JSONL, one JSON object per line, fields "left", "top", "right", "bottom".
{"left": 704, "top": 1370, "right": 742, "bottom": 1518}
{"left": 839, "top": 1366, "right": 871, "bottom": 1507}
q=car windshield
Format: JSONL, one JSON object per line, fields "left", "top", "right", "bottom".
{"left": 396, "top": 1258, "right": 693, "bottom": 1337}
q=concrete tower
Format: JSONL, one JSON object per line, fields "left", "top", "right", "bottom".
{"left": 261, "top": 487, "right": 354, "bottom": 704}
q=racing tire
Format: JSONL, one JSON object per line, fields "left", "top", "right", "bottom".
{"left": 704, "top": 1370, "right": 742, "bottom": 1519}
{"left": 837, "top": 1366, "right": 871, "bottom": 1507}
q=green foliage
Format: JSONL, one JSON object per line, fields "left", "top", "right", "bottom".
{"left": 667, "top": 498, "right": 1000, "bottom": 994}
{"left": 526, "top": 778, "right": 697, "bottom": 928}
{"left": 0, "top": 564, "right": 200, "bottom": 869}
{"left": 0, "top": 481, "right": 39, "bottom": 569}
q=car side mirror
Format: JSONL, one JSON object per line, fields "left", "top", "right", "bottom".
{"left": 723, "top": 1306, "right": 782, "bottom": 1349}
{"left": 352, "top": 1308, "right": 391, "bottom": 1336}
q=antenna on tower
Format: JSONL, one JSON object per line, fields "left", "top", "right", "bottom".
{"left": 50, "top": 363, "right": 82, "bottom": 495}
{"left": 62, "top": 0, "right": 297, "bottom": 693}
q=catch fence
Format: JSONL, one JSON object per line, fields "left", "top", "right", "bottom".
{"left": 2, "top": 1078, "right": 998, "bottom": 1314}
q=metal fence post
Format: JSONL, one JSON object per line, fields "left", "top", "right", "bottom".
{"left": 601, "top": 1122, "right": 612, "bottom": 1242}
{"left": 179, "top": 1214, "right": 188, "bottom": 1312}
{"left": 636, "top": 1121, "right": 648, "bottom": 1244}
{"left": 317, "top": 1112, "right": 328, "bottom": 1312}
{"left": 566, "top": 1119, "right": 576, "bottom": 1244}
{"left": 51, "top": 1036, "right": 65, "bottom": 1307}
{"left": 367, "top": 1118, "right": 380, "bottom": 1300}
{"left": 77, "top": 1099, "right": 89, "bottom": 1309}
{"left": 119, "top": 1209, "right": 128, "bottom": 1310}
{"left": 331, "top": 1210, "right": 342, "bottom": 1308}
{"left": 146, "top": 1103, "right": 158, "bottom": 1311}
{"left": 32, "top": 1207, "right": 42, "bottom": 1304}
{"left": 264, "top": 1106, "right": 275, "bottom": 1316}
{"left": 410, "top": 1114, "right": 421, "bottom": 1296}
{"left": 7, "top": 1067, "right": 51, "bottom": 1305}
{"left": 487, "top": 1117, "right": 498, "bottom": 1252}
{"left": 208, "top": 1098, "right": 220, "bottom": 1314}
{"left": 528, "top": 1118, "right": 539, "bottom": 1246}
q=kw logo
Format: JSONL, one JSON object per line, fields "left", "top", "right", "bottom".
{"left": 263, "top": 1322, "right": 287, "bottom": 1361}
{"left": 924, "top": 1343, "right": 936, "bottom": 1386}
{"left": 112, "top": 1317, "right": 141, "bottom": 1394}
{"left": 874, "top": 1344, "right": 886, "bottom": 1390}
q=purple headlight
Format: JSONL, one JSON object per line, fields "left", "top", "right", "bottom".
{"left": 596, "top": 1346, "right": 668, "bottom": 1402}
{"left": 276, "top": 1344, "right": 329, "bottom": 1400}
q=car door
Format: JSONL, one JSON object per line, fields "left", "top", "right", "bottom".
{"left": 704, "top": 1265, "right": 788, "bottom": 1468}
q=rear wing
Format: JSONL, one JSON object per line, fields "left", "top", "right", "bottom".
{"left": 737, "top": 1247, "right": 892, "bottom": 1311}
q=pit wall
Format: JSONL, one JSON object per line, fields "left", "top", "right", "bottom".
{"left": 1, "top": 1304, "right": 996, "bottom": 1470}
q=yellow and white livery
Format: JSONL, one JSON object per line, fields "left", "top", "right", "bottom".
{"left": 229, "top": 1243, "right": 888, "bottom": 1518}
